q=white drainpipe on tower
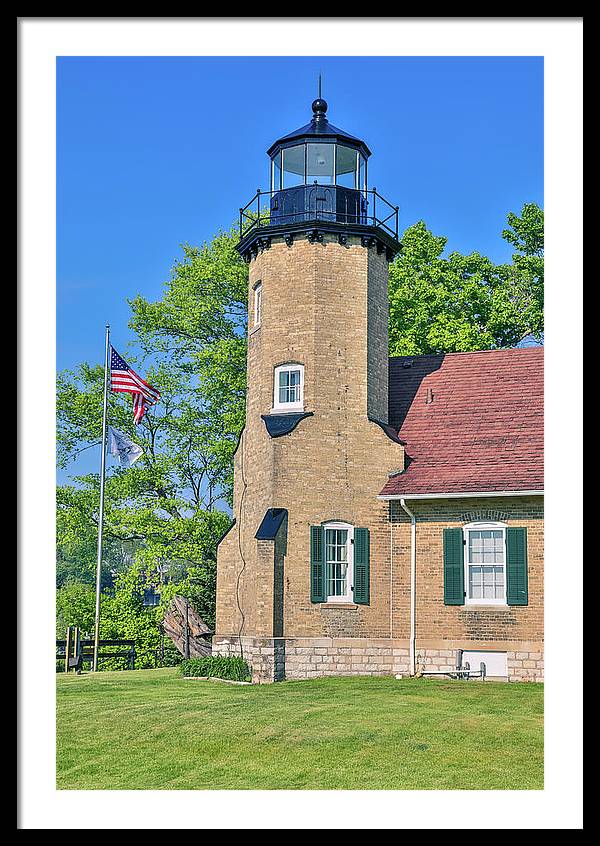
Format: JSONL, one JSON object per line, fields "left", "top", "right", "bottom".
{"left": 399, "top": 498, "right": 417, "bottom": 676}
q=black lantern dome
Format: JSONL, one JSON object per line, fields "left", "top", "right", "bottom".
{"left": 237, "top": 96, "right": 400, "bottom": 261}
{"left": 267, "top": 98, "right": 370, "bottom": 197}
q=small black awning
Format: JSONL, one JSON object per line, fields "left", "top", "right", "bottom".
{"left": 255, "top": 508, "right": 288, "bottom": 541}
{"left": 261, "top": 412, "right": 313, "bottom": 438}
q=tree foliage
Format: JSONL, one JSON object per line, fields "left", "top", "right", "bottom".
{"left": 128, "top": 231, "right": 248, "bottom": 496}
{"left": 56, "top": 581, "right": 96, "bottom": 638}
{"left": 388, "top": 203, "right": 544, "bottom": 355}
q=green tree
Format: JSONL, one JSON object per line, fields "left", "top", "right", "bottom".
{"left": 56, "top": 483, "right": 137, "bottom": 589}
{"left": 502, "top": 202, "right": 544, "bottom": 258}
{"left": 129, "top": 230, "right": 248, "bottom": 499}
{"left": 500, "top": 202, "right": 544, "bottom": 342}
{"left": 56, "top": 581, "right": 96, "bottom": 638}
{"left": 388, "top": 203, "right": 544, "bottom": 355}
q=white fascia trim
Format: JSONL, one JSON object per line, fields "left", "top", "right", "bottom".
{"left": 378, "top": 489, "right": 544, "bottom": 501}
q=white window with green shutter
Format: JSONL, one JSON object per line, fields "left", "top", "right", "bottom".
{"left": 444, "top": 524, "right": 529, "bottom": 607}
{"left": 451, "top": 521, "right": 529, "bottom": 607}
{"left": 310, "top": 523, "right": 370, "bottom": 604}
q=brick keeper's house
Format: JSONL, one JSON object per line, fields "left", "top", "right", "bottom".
{"left": 213, "top": 95, "right": 543, "bottom": 683}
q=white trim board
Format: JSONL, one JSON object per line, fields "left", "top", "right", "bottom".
{"left": 378, "top": 490, "right": 544, "bottom": 501}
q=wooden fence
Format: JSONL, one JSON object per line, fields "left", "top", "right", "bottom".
{"left": 56, "top": 628, "right": 136, "bottom": 672}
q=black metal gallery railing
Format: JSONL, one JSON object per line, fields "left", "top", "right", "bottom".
{"left": 239, "top": 186, "right": 399, "bottom": 242}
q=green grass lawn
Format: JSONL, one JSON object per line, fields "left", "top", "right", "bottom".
{"left": 56, "top": 668, "right": 543, "bottom": 790}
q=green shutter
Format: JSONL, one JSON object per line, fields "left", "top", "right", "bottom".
{"left": 443, "top": 528, "right": 465, "bottom": 605}
{"left": 310, "top": 525, "right": 326, "bottom": 603}
{"left": 353, "top": 528, "right": 370, "bottom": 605}
{"left": 506, "top": 527, "right": 528, "bottom": 606}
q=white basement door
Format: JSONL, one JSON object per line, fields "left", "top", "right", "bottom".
{"left": 462, "top": 650, "right": 508, "bottom": 678}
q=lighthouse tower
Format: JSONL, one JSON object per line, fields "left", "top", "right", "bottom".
{"left": 214, "top": 94, "right": 405, "bottom": 682}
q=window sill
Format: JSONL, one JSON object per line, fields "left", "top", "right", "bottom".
{"left": 321, "top": 602, "right": 358, "bottom": 610}
{"left": 464, "top": 603, "right": 510, "bottom": 610}
{"left": 269, "top": 407, "right": 305, "bottom": 415}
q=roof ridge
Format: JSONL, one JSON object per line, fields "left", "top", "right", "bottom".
{"left": 389, "top": 347, "right": 543, "bottom": 362}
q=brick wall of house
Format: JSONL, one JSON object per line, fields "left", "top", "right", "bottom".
{"left": 389, "top": 497, "right": 543, "bottom": 652}
{"left": 216, "top": 494, "right": 544, "bottom": 681}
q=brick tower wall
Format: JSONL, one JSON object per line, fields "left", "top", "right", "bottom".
{"left": 215, "top": 235, "right": 405, "bottom": 679}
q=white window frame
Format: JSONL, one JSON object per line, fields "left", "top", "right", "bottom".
{"left": 253, "top": 282, "right": 262, "bottom": 328}
{"left": 323, "top": 521, "right": 354, "bottom": 603}
{"left": 463, "top": 521, "right": 508, "bottom": 606}
{"left": 272, "top": 363, "right": 304, "bottom": 413}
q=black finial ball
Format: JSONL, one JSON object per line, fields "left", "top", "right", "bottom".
{"left": 312, "top": 98, "right": 328, "bottom": 118}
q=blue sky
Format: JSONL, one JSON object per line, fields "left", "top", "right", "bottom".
{"left": 57, "top": 55, "right": 543, "bottom": 478}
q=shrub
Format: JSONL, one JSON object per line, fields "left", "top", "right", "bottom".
{"left": 179, "top": 655, "right": 251, "bottom": 682}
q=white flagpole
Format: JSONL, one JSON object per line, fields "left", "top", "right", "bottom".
{"left": 93, "top": 324, "right": 110, "bottom": 672}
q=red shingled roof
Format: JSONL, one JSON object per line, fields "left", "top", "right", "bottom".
{"left": 379, "top": 347, "right": 544, "bottom": 497}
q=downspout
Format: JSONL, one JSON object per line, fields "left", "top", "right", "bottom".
{"left": 399, "top": 498, "right": 417, "bottom": 676}
{"left": 389, "top": 519, "right": 393, "bottom": 639}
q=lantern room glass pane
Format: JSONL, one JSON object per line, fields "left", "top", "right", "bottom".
{"left": 336, "top": 145, "right": 357, "bottom": 188}
{"left": 282, "top": 145, "right": 305, "bottom": 187}
{"left": 271, "top": 151, "right": 282, "bottom": 191}
{"left": 358, "top": 154, "right": 366, "bottom": 192}
{"left": 306, "top": 143, "right": 334, "bottom": 184}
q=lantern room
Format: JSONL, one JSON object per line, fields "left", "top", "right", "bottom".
{"left": 267, "top": 98, "right": 369, "bottom": 228}
{"left": 236, "top": 93, "right": 400, "bottom": 261}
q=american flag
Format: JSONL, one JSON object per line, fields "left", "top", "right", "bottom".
{"left": 110, "top": 346, "right": 161, "bottom": 424}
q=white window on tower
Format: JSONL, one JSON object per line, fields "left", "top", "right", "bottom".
{"left": 253, "top": 282, "right": 262, "bottom": 328}
{"left": 324, "top": 522, "right": 354, "bottom": 602}
{"left": 272, "top": 363, "right": 304, "bottom": 412}
{"left": 464, "top": 522, "right": 508, "bottom": 605}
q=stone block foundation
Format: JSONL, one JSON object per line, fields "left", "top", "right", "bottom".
{"left": 507, "top": 649, "right": 544, "bottom": 682}
{"left": 214, "top": 636, "right": 543, "bottom": 683}
{"left": 212, "top": 636, "right": 286, "bottom": 683}
{"left": 415, "top": 644, "right": 543, "bottom": 682}
{"left": 214, "top": 636, "right": 409, "bottom": 682}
